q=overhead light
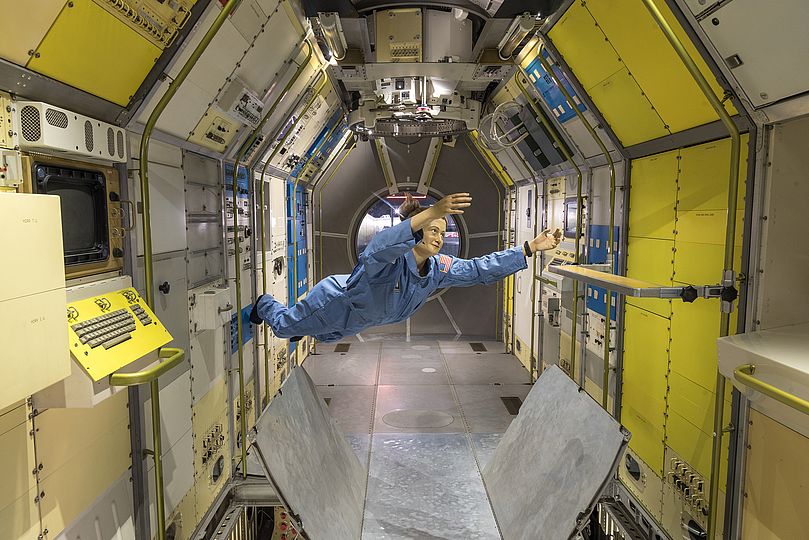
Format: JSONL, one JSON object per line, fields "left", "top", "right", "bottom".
{"left": 498, "top": 12, "right": 535, "bottom": 60}
{"left": 318, "top": 12, "right": 347, "bottom": 61}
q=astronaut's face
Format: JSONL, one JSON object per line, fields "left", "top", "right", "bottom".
{"left": 417, "top": 218, "right": 447, "bottom": 257}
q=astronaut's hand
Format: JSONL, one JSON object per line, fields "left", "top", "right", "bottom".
{"left": 433, "top": 193, "right": 472, "bottom": 215}
{"left": 249, "top": 295, "right": 264, "bottom": 325}
{"left": 530, "top": 228, "right": 562, "bottom": 252}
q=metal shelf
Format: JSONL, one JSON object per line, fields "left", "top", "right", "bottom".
{"left": 548, "top": 265, "right": 683, "bottom": 298}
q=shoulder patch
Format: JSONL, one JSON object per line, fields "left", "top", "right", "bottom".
{"left": 438, "top": 254, "right": 452, "bottom": 273}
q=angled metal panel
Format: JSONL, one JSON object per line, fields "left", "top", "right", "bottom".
{"left": 483, "top": 365, "right": 630, "bottom": 540}
{"left": 251, "top": 366, "right": 366, "bottom": 540}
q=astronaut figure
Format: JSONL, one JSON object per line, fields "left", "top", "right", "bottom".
{"left": 250, "top": 193, "right": 561, "bottom": 342}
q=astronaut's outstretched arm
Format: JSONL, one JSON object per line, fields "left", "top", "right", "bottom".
{"left": 439, "top": 247, "right": 528, "bottom": 287}
{"left": 359, "top": 218, "right": 419, "bottom": 276}
{"left": 439, "top": 228, "right": 562, "bottom": 287}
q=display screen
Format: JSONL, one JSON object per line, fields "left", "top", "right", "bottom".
{"left": 564, "top": 199, "right": 577, "bottom": 239}
{"left": 34, "top": 164, "right": 109, "bottom": 265}
{"left": 51, "top": 181, "right": 97, "bottom": 252}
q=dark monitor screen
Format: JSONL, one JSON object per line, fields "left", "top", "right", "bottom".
{"left": 34, "top": 164, "right": 109, "bottom": 265}
{"left": 50, "top": 180, "right": 98, "bottom": 253}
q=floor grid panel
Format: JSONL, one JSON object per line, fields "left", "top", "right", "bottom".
{"left": 307, "top": 338, "right": 532, "bottom": 540}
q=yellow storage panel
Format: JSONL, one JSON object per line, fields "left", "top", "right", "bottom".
{"left": 37, "top": 393, "right": 131, "bottom": 537}
{"left": 677, "top": 136, "right": 748, "bottom": 212}
{"left": 547, "top": 2, "right": 624, "bottom": 91}
{"left": 665, "top": 410, "right": 728, "bottom": 485}
{"left": 27, "top": 0, "right": 161, "bottom": 106}
{"left": 667, "top": 370, "right": 726, "bottom": 435}
{"left": 587, "top": 68, "right": 670, "bottom": 146}
{"left": 742, "top": 411, "right": 809, "bottom": 540}
{"left": 585, "top": 0, "right": 735, "bottom": 133}
{"left": 669, "top": 300, "right": 721, "bottom": 391}
{"left": 0, "top": 489, "right": 41, "bottom": 540}
{"left": 628, "top": 150, "right": 679, "bottom": 240}
{"left": 0, "top": 405, "right": 37, "bottom": 512}
{"left": 622, "top": 304, "right": 670, "bottom": 475}
{"left": 625, "top": 237, "right": 674, "bottom": 318}
{"left": 0, "top": 0, "right": 66, "bottom": 66}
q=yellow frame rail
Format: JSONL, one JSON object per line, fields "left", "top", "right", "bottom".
{"left": 639, "top": 2, "right": 742, "bottom": 537}
{"left": 734, "top": 364, "right": 809, "bottom": 417}
{"left": 134, "top": 1, "right": 238, "bottom": 538}
{"left": 231, "top": 40, "right": 313, "bottom": 477}
{"left": 109, "top": 348, "right": 185, "bottom": 540}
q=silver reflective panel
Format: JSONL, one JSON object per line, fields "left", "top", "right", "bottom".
{"left": 483, "top": 365, "right": 630, "bottom": 540}
{"left": 251, "top": 367, "right": 366, "bottom": 540}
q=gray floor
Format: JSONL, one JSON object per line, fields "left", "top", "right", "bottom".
{"left": 304, "top": 338, "right": 532, "bottom": 540}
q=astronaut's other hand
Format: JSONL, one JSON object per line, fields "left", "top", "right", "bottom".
{"left": 434, "top": 193, "right": 472, "bottom": 215}
{"left": 531, "top": 228, "right": 562, "bottom": 252}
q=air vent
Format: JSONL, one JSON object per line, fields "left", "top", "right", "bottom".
{"left": 20, "top": 106, "right": 41, "bottom": 141}
{"left": 117, "top": 131, "right": 124, "bottom": 158}
{"left": 45, "top": 108, "right": 69, "bottom": 128}
{"left": 107, "top": 127, "right": 115, "bottom": 156}
{"left": 334, "top": 343, "right": 351, "bottom": 353}
{"left": 84, "top": 120, "right": 94, "bottom": 152}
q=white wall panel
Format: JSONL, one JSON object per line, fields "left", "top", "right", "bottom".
{"left": 53, "top": 473, "right": 135, "bottom": 540}
{"left": 131, "top": 163, "right": 187, "bottom": 256}
{"left": 237, "top": 7, "right": 303, "bottom": 95}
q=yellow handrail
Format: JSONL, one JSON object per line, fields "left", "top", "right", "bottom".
{"left": 109, "top": 347, "right": 185, "bottom": 386}
{"left": 109, "top": 348, "right": 184, "bottom": 540}
{"left": 315, "top": 137, "right": 355, "bottom": 281}
{"left": 734, "top": 364, "right": 809, "bottom": 416}
{"left": 231, "top": 40, "right": 313, "bottom": 476}
{"left": 513, "top": 74, "right": 586, "bottom": 382}
{"left": 134, "top": 2, "right": 238, "bottom": 538}
{"left": 464, "top": 134, "right": 505, "bottom": 341}
{"left": 532, "top": 47, "right": 617, "bottom": 404}
{"left": 639, "top": 3, "right": 742, "bottom": 537}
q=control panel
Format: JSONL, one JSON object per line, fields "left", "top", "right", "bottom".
{"left": 663, "top": 448, "right": 708, "bottom": 534}
{"left": 66, "top": 287, "right": 172, "bottom": 381}
{"left": 271, "top": 507, "right": 300, "bottom": 540}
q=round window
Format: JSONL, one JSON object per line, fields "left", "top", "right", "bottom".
{"left": 355, "top": 192, "right": 462, "bottom": 259}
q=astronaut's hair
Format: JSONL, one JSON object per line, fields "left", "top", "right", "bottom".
{"left": 397, "top": 195, "right": 447, "bottom": 223}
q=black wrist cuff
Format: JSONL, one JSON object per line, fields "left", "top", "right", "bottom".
{"left": 524, "top": 240, "right": 533, "bottom": 257}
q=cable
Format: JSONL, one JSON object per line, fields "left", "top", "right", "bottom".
{"left": 478, "top": 100, "right": 529, "bottom": 152}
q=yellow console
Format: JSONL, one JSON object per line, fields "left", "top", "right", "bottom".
{"left": 66, "top": 287, "right": 172, "bottom": 381}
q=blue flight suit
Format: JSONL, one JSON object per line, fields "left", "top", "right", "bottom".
{"left": 254, "top": 218, "right": 528, "bottom": 342}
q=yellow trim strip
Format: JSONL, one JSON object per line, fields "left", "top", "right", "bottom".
{"left": 735, "top": 364, "right": 809, "bottom": 417}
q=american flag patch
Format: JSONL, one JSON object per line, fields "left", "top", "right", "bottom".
{"left": 438, "top": 254, "right": 452, "bottom": 273}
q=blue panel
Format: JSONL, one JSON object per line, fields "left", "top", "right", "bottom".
{"left": 287, "top": 180, "right": 308, "bottom": 307}
{"left": 230, "top": 305, "right": 254, "bottom": 354}
{"left": 525, "top": 50, "right": 586, "bottom": 124}
{"left": 290, "top": 111, "right": 346, "bottom": 179}
{"left": 586, "top": 286, "right": 618, "bottom": 321}
{"left": 586, "top": 224, "right": 620, "bottom": 320}
{"left": 587, "top": 225, "right": 620, "bottom": 268}
{"left": 223, "top": 162, "right": 250, "bottom": 194}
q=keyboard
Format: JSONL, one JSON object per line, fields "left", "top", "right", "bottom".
{"left": 66, "top": 287, "right": 172, "bottom": 381}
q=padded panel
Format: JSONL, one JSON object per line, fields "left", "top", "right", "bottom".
{"left": 625, "top": 237, "right": 674, "bottom": 318}
{"left": 27, "top": 0, "right": 161, "bottom": 106}
{"left": 585, "top": 0, "right": 735, "bottom": 133}
{"left": 586, "top": 68, "right": 669, "bottom": 146}
{"left": 548, "top": 2, "right": 624, "bottom": 90}
{"left": 622, "top": 305, "right": 669, "bottom": 475}
{"left": 629, "top": 150, "right": 679, "bottom": 240}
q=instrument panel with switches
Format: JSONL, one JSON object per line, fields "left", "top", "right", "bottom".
{"left": 66, "top": 287, "right": 172, "bottom": 381}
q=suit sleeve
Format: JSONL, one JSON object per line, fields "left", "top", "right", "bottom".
{"left": 359, "top": 218, "right": 421, "bottom": 277}
{"left": 438, "top": 247, "right": 528, "bottom": 287}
